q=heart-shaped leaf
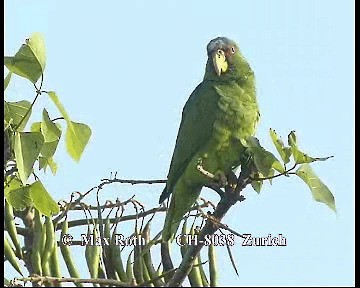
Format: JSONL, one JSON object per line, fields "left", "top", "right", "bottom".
{"left": 4, "top": 33, "right": 46, "bottom": 83}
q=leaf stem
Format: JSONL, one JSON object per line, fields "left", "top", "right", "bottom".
{"left": 250, "top": 163, "right": 298, "bottom": 182}
{"left": 13, "top": 74, "right": 44, "bottom": 131}
{"left": 51, "top": 117, "right": 65, "bottom": 122}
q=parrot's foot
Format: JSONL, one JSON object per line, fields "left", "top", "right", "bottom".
{"left": 214, "top": 170, "right": 228, "bottom": 187}
{"left": 197, "top": 159, "right": 215, "bottom": 179}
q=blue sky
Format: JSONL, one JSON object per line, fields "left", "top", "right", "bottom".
{"left": 5, "top": 0, "right": 354, "bottom": 286}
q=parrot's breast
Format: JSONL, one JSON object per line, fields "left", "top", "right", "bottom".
{"left": 207, "top": 80, "right": 259, "bottom": 171}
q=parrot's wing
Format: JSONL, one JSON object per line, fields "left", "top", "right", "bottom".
{"left": 159, "top": 82, "right": 219, "bottom": 202}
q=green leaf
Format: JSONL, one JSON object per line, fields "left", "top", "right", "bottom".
{"left": 251, "top": 180, "right": 262, "bottom": 194}
{"left": 32, "top": 115, "right": 61, "bottom": 159}
{"left": 47, "top": 91, "right": 91, "bottom": 161}
{"left": 267, "top": 169, "right": 275, "bottom": 185}
{"left": 288, "top": 131, "right": 333, "bottom": 164}
{"left": 272, "top": 160, "right": 285, "bottom": 174}
{"left": 39, "top": 156, "right": 57, "bottom": 175}
{"left": 47, "top": 91, "right": 72, "bottom": 128}
{"left": 66, "top": 121, "right": 92, "bottom": 162}
{"left": 29, "top": 181, "right": 60, "bottom": 216}
{"left": 26, "top": 32, "right": 46, "bottom": 72}
{"left": 41, "top": 109, "right": 61, "bottom": 142}
{"left": 39, "top": 156, "right": 47, "bottom": 170}
{"left": 14, "top": 132, "right": 44, "bottom": 184}
{"left": 251, "top": 147, "right": 282, "bottom": 175}
{"left": 4, "top": 33, "right": 46, "bottom": 83}
{"left": 31, "top": 121, "right": 41, "bottom": 132}
{"left": 40, "top": 109, "right": 61, "bottom": 158}
{"left": 296, "top": 164, "right": 336, "bottom": 212}
{"left": 4, "top": 100, "right": 32, "bottom": 131}
{"left": 244, "top": 137, "right": 285, "bottom": 176}
{"left": 4, "top": 72, "right": 12, "bottom": 91}
{"left": 41, "top": 141, "right": 59, "bottom": 158}
{"left": 4, "top": 177, "right": 32, "bottom": 210}
{"left": 269, "top": 128, "right": 291, "bottom": 164}
{"left": 47, "top": 157, "right": 57, "bottom": 175}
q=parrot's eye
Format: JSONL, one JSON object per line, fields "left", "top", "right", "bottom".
{"left": 231, "top": 47, "right": 236, "bottom": 54}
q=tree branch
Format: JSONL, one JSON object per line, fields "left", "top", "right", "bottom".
{"left": 100, "top": 177, "right": 166, "bottom": 185}
{"left": 250, "top": 163, "right": 298, "bottom": 181}
{"left": 166, "top": 165, "right": 254, "bottom": 287}
{"left": 57, "top": 203, "right": 210, "bottom": 231}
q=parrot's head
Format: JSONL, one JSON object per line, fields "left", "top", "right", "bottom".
{"left": 205, "top": 37, "right": 253, "bottom": 82}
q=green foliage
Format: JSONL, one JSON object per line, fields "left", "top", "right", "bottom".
{"left": 245, "top": 129, "right": 335, "bottom": 212}
{"left": 288, "top": 131, "right": 332, "bottom": 164}
{"left": 14, "top": 132, "right": 44, "bottom": 183}
{"left": 29, "top": 181, "right": 60, "bottom": 216}
{"left": 269, "top": 128, "right": 291, "bottom": 164}
{"left": 296, "top": 164, "right": 336, "bottom": 212}
{"left": 4, "top": 177, "right": 32, "bottom": 210}
{"left": 4, "top": 100, "right": 32, "bottom": 132}
{"left": 251, "top": 179, "right": 263, "bottom": 194}
{"left": 244, "top": 136, "right": 284, "bottom": 177}
{"left": 47, "top": 91, "right": 92, "bottom": 161}
{"left": 4, "top": 72, "right": 12, "bottom": 91}
{"left": 3, "top": 32, "right": 336, "bottom": 288}
{"left": 4, "top": 33, "right": 91, "bottom": 216}
{"left": 4, "top": 32, "right": 45, "bottom": 83}
{"left": 66, "top": 121, "right": 92, "bottom": 162}
{"left": 47, "top": 91, "right": 72, "bottom": 123}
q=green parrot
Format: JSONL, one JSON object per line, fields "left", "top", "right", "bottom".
{"left": 159, "top": 37, "right": 260, "bottom": 241}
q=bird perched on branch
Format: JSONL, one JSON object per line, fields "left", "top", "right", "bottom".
{"left": 159, "top": 37, "right": 260, "bottom": 241}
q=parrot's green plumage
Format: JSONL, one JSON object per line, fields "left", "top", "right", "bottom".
{"left": 159, "top": 37, "right": 260, "bottom": 241}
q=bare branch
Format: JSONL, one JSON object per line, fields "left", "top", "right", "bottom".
{"left": 100, "top": 177, "right": 166, "bottom": 185}
{"left": 58, "top": 203, "right": 210, "bottom": 231}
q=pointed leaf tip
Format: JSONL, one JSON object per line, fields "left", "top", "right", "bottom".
{"left": 270, "top": 128, "right": 291, "bottom": 164}
{"left": 66, "top": 121, "right": 92, "bottom": 162}
{"left": 29, "top": 181, "right": 60, "bottom": 216}
{"left": 4, "top": 33, "right": 46, "bottom": 83}
{"left": 296, "top": 164, "right": 336, "bottom": 212}
{"left": 288, "top": 131, "right": 333, "bottom": 164}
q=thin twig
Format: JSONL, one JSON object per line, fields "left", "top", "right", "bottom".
{"left": 100, "top": 178, "right": 166, "bottom": 185}
{"left": 51, "top": 117, "right": 65, "bottom": 122}
{"left": 200, "top": 211, "right": 246, "bottom": 239}
{"left": 250, "top": 163, "right": 298, "bottom": 181}
{"left": 13, "top": 74, "right": 43, "bottom": 132}
{"left": 57, "top": 203, "right": 209, "bottom": 230}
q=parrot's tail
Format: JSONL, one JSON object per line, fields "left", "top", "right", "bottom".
{"left": 159, "top": 186, "right": 171, "bottom": 204}
{"left": 162, "top": 182, "right": 201, "bottom": 242}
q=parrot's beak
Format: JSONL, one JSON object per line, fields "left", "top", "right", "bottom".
{"left": 212, "top": 49, "right": 228, "bottom": 76}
